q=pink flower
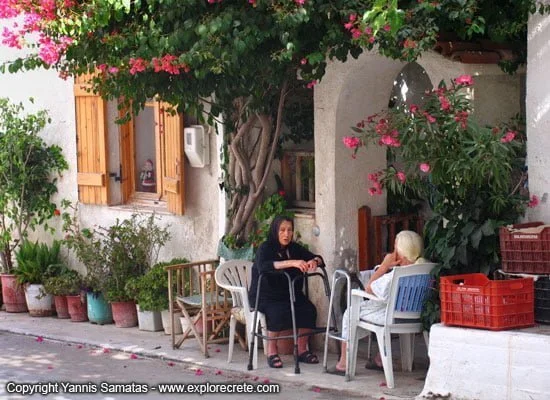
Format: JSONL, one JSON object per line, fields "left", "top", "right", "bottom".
{"left": 396, "top": 171, "right": 406, "bottom": 183}
{"left": 36, "top": 336, "right": 44, "bottom": 342}
{"left": 379, "top": 382, "right": 387, "bottom": 387}
{"left": 130, "top": 354, "right": 138, "bottom": 359}
{"left": 263, "top": 379, "right": 270, "bottom": 384}
{"left": 364, "top": 26, "right": 373, "bottom": 35}
{"left": 454, "top": 74, "right": 474, "bottom": 86}
{"left": 312, "top": 387, "right": 321, "bottom": 393}
{"left": 195, "top": 369, "right": 204, "bottom": 376}
{"left": 344, "top": 22, "right": 354, "bottom": 30}
{"left": 216, "top": 370, "right": 223, "bottom": 375}
{"left": 454, "top": 111, "right": 469, "bottom": 129}
{"left": 343, "top": 136, "right": 361, "bottom": 149}
{"left": 1, "top": 27, "right": 22, "bottom": 49}
{"left": 500, "top": 131, "right": 516, "bottom": 143}
{"left": 439, "top": 96, "right": 451, "bottom": 111}
{"left": 77, "top": 345, "right": 83, "bottom": 349}
{"left": 47, "top": 365, "right": 54, "bottom": 369}
{"left": 349, "top": 14, "right": 357, "bottom": 22}
{"left": 294, "top": 0, "right": 305, "bottom": 5}
{"left": 419, "top": 163, "right": 430, "bottom": 173}
{"left": 97, "top": 64, "right": 107, "bottom": 72}
{"left": 528, "top": 195, "right": 539, "bottom": 208}
{"left": 167, "top": 362, "right": 175, "bottom": 367}
{"left": 108, "top": 66, "right": 119, "bottom": 74}
{"left": 215, "top": 348, "right": 221, "bottom": 353}
{"left": 409, "top": 104, "right": 419, "bottom": 114}
{"left": 383, "top": 24, "right": 391, "bottom": 32}
{"left": 129, "top": 57, "right": 147, "bottom": 75}
{"left": 424, "top": 112, "right": 436, "bottom": 124}
{"left": 367, "top": 173, "right": 378, "bottom": 182}
{"left": 306, "top": 80, "right": 317, "bottom": 89}
{"left": 103, "top": 348, "right": 110, "bottom": 353}
{"left": 300, "top": 58, "right": 307, "bottom": 65}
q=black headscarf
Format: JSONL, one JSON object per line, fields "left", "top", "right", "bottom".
{"left": 266, "top": 215, "right": 294, "bottom": 250}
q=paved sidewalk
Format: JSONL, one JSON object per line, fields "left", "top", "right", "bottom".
{"left": 0, "top": 311, "right": 428, "bottom": 399}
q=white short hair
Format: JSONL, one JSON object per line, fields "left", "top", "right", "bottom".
{"left": 395, "top": 230, "right": 424, "bottom": 263}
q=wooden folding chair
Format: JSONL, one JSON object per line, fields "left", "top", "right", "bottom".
{"left": 166, "top": 259, "right": 232, "bottom": 357}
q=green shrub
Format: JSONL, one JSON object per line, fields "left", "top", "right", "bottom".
{"left": 14, "top": 240, "right": 63, "bottom": 285}
{"left": 125, "top": 258, "right": 188, "bottom": 311}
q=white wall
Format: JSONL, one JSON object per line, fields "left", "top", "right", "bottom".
{"left": 527, "top": 12, "right": 550, "bottom": 222}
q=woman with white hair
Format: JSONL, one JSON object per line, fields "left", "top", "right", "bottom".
{"left": 332, "top": 230, "right": 427, "bottom": 374}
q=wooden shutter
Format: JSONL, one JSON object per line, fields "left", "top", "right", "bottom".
{"left": 158, "top": 102, "right": 185, "bottom": 215}
{"left": 74, "top": 74, "right": 110, "bottom": 205}
{"left": 118, "top": 105, "right": 134, "bottom": 203}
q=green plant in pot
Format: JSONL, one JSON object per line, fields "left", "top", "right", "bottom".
{"left": 125, "top": 258, "right": 188, "bottom": 332}
{"left": 0, "top": 98, "right": 67, "bottom": 313}
{"left": 63, "top": 207, "right": 171, "bottom": 327}
{"left": 13, "top": 240, "right": 63, "bottom": 317}
{"left": 43, "top": 267, "right": 83, "bottom": 319}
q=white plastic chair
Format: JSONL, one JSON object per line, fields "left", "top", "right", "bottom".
{"left": 347, "top": 262, "right": 436, "bottom": 388}
{"left": 214, "top": 259, "right": 267, "bottom": 369}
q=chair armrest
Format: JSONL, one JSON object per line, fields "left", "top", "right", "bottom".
{"left": 351, "top": 288, "right": 382, "bottom": 301}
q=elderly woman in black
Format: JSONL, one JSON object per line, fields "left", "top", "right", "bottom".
{"left": 248, "top": 215, "right": 323, "bottom": 368}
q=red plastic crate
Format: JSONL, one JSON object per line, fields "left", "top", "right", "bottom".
{"left": 440, "top": 273, "right": 534, "bottom": 330}
{"left": 499, "top": 222, "right": 550, "bottom": 274}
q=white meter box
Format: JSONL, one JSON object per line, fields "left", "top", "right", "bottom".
{"left": 184, "top": 125, "right": 210, "bottom": 168}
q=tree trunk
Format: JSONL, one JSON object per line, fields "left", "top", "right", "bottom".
{"left": 225, "top": 81, "right": 289, "bottom": 244}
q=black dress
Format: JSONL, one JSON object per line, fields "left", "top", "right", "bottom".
{"left": 248, "top": 241, "right": 320, "bottom": 332}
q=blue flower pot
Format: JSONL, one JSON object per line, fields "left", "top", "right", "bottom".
{"left": 87, "top": 292, "right": 113, "bottom": 325}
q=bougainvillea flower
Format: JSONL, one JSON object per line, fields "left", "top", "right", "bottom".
{"left": 528, "top": 195, "right": 539, "bottom": 208}
{"left": 454, "top": 74, "right": 474, "bottom": 86}
{"left": 409, "top": 104, "right": 419, "bottom": 114}
{"left": 36, "top": 336, "right": 44, "bottom": 342}
{"left": 419, "top": 163, "right": 430, "bottom": 173}
{"left": 500, "top": 131, "right": 516, "bottom": 143}
{"left": 343, "top": 136, "right": 361, "bottom": 149}
{"left": 312, "top": 387, "right": 321, "bottom": 393}
{"left": 195, "top": 369, "right": 204, "bottom": 376}
{"left": 130, "top": 354, "right": 138, "bottom": 359}
{"left": 396, "top": 171, "right": 406, "bottom": 183}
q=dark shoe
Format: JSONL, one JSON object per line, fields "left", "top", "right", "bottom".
{"left": 267, "top": 354, "right": 283, "bottom": 368}
{"left": 327, "top": 368, "right": 346, "bottom": 376}
{"left": 297, "top": 350, "right": 319, "bottom": 364}
{"left": 365, "top": 359, "right": 384, "bottom": 371}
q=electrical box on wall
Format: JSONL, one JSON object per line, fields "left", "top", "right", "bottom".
{"left": 184, "top": 125, "right": 210, "bottom": 168}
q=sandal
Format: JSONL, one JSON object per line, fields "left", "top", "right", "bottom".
{"left": 364, "top": 358, "right": 384, "bottom": 371}
{"left": 267, "top": 354, "right": 283, "bottom": 368}
{"left": 297, "top": 350, "right": 319, "bottom": 364}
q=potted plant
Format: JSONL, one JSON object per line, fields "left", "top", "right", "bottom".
{"left": 43, "top": 267, "right": 84, "bottom": 320}
{"left": 63, "top": 205, "right": 171, "bottom": 328}
{"left": 125, "top": 258, "right": 188, "bottom": 332}
{"left": 0, "top": 98, "right": 67, "bottom": 312}
{"left": 13, "top": 240, "right": 63, "bottom": 317}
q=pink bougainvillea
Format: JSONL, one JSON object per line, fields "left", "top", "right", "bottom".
{"left": 528, "top": 195, "right": 539, "bottom": 208}
{"left": 500, "top": 130, "right": 516, "bottom": 143}
{"left": 419, "top": 163, "right": 430, "bottom": 173}
{"left": 343, "top": 136, "right": 361, "bottom": 149}
{"left": 454, "top": 74, "right": 474, "bottom": 86}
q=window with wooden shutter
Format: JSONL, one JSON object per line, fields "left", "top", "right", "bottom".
{"left": 115, "top": 100, "right": 184, "bottom": 214}
{"left": 73, "top": 74, "right": 110, "bottom": 205}
{"left": 158, "top": 102, "right": 185, "bottom": 215}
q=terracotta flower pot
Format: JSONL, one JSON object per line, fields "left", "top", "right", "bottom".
{"left": 54, "top": 295, "right": 70, "bottom": 319}
{"left": 66, "top": 294, "right": 88, "bottom": 322}
{"left": 0, "top": 274, "right": 28, "bottom": 313}
{"left": 111, "top": 301, "right": 138, "bottom": 328}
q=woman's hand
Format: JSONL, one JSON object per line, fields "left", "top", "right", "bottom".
{"left": 305, "top": 258, "right": 318, "bottom": 272}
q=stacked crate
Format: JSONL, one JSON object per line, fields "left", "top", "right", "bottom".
{"left": 499, "top": 222, "right": 550, "bottom": 324}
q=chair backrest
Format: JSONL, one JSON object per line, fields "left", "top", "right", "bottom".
{"left": 215, "top": 260, "right": 253, "bottom": 309}
{"left": 385, "top": 262, "right": 437, "bottom": 324}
